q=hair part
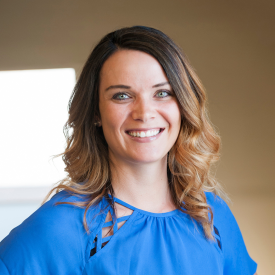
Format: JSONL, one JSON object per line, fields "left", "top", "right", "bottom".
{"left": 44, "top": 25, "right": 228, "bottom": 240}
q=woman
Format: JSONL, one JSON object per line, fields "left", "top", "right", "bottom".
{"left": 0, "top": 26, "right": 257, "bottom": 274}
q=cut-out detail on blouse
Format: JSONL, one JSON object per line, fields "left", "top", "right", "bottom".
{"left": 90, "top": 199, "right": 133, "bottom": 257}
{"left": 214, "top": 225, "right": 222, "bottom": 251}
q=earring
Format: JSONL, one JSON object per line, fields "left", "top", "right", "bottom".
{"left": 94, "top": 121, "right": 101, "bottom": 127}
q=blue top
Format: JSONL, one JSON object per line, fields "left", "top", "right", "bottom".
{"left": 0, "top": 190, "right": 257, "bottom": 274}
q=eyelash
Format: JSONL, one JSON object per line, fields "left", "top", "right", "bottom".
{"left": 112, "top": 92, "right": 130, "bottom": 100}
{"left": 155, "top": 90, "right": 172, "bottom": 98}
{"left": 112, "top": 90, "right": 172, "bottom": 101}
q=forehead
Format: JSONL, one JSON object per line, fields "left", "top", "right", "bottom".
{"left": 99, "top": 50, "right": 169, "bottom": 89}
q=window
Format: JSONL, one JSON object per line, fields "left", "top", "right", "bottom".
{"left": 0, "top": 68, "right": 75, "bottom": 189}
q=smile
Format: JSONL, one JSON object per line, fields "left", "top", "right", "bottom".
{"left": 127, "top": 128, "right": 164, "bottom": 138}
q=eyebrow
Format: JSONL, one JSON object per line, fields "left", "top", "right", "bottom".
{"left": 152, "top": 82, "right": 169, "bottom": 88}
{"left": 105, "top": 82, "right": 170, "bottom": 92}
{"left": 105, "top": 85, "right": 131, "bottom": 91}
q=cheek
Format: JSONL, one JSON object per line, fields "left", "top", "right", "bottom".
{"left": 99, "top": 103, "right": 126, "bottom": 134}
{"left": 162, "top": 101, "right": 181, "bottom": 130}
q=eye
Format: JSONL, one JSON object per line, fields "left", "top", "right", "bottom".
{"left": 112, "top": 92, "right": 130, "bottom": 100}
{"left": 155, "top": 90, "right": 171, "bottom": 98}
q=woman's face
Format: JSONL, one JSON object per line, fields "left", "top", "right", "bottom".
{"left": 98, "top": 50, "right": 181, "bottom": 165}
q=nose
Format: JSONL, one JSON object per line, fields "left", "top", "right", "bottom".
{"left": 131, "top": 97, "right": 156, "bottom": 122}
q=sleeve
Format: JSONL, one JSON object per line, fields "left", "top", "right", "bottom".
{"left": 0, "top": 191, "right": 91, "bottom": 275}
{"left": 0, "top": 257, "right": 10, "bottom": 275}
{"left": 206, "top": 192, "right": 257, "bottom": 275}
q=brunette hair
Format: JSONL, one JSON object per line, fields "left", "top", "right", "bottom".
{"left": 45, "top": 26, "right": 227, "bottom": 240}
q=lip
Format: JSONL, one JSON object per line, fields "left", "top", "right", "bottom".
{"left": 125, "top": 127, "right": 163, "bottom": 132}
{"left": 125, "top": 128, "right": 165, "bottom": 143}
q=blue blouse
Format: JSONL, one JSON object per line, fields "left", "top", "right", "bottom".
{"left": 0, "top": 190, "right": 257, "bottom": 274}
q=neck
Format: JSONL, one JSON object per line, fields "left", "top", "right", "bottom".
{"left": 109, "top": 154, "right": 175, "bottom": 213}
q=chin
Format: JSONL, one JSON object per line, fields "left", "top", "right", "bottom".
{"left": 128, "top": 153, "right": 167, "bottom": 164}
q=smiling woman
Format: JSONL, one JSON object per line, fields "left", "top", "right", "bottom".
{"left": 0, "top": 26, "right": 257, "bottom": 275}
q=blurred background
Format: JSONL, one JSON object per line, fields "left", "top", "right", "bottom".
{"left": 0, "top": 0, "right": 274, "bottom": 273}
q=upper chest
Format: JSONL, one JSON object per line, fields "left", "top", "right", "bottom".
{"left": 82, "top": 200, "right": 224, "bottom": 275}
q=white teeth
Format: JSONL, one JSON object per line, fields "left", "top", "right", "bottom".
{"left": 145, "top": 131, "right": 151, "bottom": 137}
{"left": 128, "top": 129, "right": 161, "bottom": 138}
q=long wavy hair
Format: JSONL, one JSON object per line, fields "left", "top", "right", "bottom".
{"left": 44, "top": 26, "right": 227, "bottom": 240}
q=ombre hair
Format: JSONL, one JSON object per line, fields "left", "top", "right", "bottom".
{"left": 45, "top": 26, "right": 227, "bottom": 240}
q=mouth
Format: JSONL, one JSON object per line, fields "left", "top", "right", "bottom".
{"left": 126, "top": 128, "right": 165, "bottom": 138}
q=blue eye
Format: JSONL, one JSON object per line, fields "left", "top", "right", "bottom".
{"left": 156, "top": 90, "right": 170, "bottom": 98}
{"left": 113, "top": 93, "right": 130, "bottom": 100}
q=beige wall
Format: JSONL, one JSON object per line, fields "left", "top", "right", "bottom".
{"left": 231, "top": 195, "right": 275, "bottom": 275}
{"left": 0, "top": 0, "right": 274, "bottom": 273}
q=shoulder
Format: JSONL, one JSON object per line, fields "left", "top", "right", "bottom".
{"left": 205, "top": 192, "right": 240, "bottom": 247}
{"left": 205, "top": 191, "right": 231, "bottom": 220}
{"left": 204, "top": 192, "right": 247, "bottom": 240}
{"left": 205, "top": 192, "right": 257, "bottom": 274}
{"left": 0, "top": 191, "right": 106, "bottom": 275}
{"left": 205, "top": 192, "right": 234, "bottom": 238}
{"left": 205, "top": 191, "right": 228, "bottom": 211}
